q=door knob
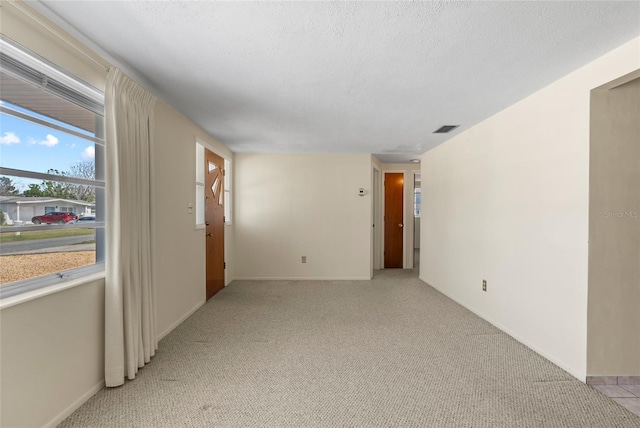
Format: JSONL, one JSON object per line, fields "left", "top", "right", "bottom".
{"left": 206, "top": 233, "right": 212, "bottom": 237}
{"left": 398, "top": 224, "right": 404, "bottom": 228}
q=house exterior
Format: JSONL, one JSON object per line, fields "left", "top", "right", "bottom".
{"left": 0, "top": 196, "right": 94, "bottom": 224}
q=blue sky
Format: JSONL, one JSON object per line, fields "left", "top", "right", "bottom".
{"left": 0, "top": 102, "right": 96, "bottom": 190}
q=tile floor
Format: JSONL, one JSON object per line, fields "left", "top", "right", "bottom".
{"left": 589, "top": 378, "right": 640, "bottom": 417}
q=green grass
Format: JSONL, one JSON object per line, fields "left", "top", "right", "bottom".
{"left": 0, "top": 228, "right": 94, "bottom": 243}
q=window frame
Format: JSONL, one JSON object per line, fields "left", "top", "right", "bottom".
{"left": 224, "top": 158, "right": 232, "bottom": 225}
{"left": 0, "top": 37, "right": 105, "bottom": 299}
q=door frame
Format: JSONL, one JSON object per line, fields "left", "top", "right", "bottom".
{"left": 197, "top": 138, "right": 231, "bottom": 288}
{"left": 413, "top": 171, "right": 421, "bottom": 251}
{"left": 382, "top": 169, "right": 412, "bottom": 269}
{"left": 371, "top": 165, "right": 382, "bottom": 274}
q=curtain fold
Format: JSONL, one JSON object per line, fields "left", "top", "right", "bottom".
{"left": 104, "top": 67, "right": 157, "bottom": 387}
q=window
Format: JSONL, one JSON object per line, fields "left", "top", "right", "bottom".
{"left": 0, "top": 37, "right": 105, "bottom": 298}
{"left": 195, "top": 142, "right": 205, "bottom": 228}
{"left": 414, "top": 188, "right": 422, "bottom": 217}
{"left": 224, "top": 158, "right": 231, "bottom": 225}
{"left": 414, "top": 173, "right": 421, "bottom": 217}
{"left": 195, "top": 141, "right": 231, "bottom": 227}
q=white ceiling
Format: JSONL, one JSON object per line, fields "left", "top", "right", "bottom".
{"left": 30, "top": 1, "right": 640, "bottom": 163}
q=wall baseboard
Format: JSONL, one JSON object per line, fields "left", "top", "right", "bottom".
{"left": 419, "top": 275, "right": 585, "bottom": 382}
{"left": 43, "top": 380, "right": 105, "bottom": 428}
{"left": 232, "top": 276, "right": 371, "bottom": 281}
{"left": 158, "top": 299, "right": 205, "bottom": 341}
{"left": 43, "top": 299, "right": 206, "bottom": 427}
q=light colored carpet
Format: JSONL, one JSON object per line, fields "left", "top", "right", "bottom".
{"left": 60, "top": 269, "right": 640, "bottom": 427}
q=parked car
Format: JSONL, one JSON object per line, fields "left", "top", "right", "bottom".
{"left": 31, "top": 212, "right": 78, "bottom": 224}
{"left": 76, "top": 216, "right": 96, "bottom": 223}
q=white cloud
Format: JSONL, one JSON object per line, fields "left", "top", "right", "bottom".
{"left": 37, "top": 134, "right": 59, "bottom": 147}
{"left": 0, "top": 132, "right": 21, "bottom": 145}
{"left": 81, "top": 146, "right": 95, "bottom": 160}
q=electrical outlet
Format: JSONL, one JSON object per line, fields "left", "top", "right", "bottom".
{"left": 301, "top": 256, "right": 307, "bottom": 264}
{"left": 482, "top": 280, "right": 487, "bottom": 292}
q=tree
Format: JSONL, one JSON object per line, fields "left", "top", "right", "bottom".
{"left": 0, "top": 176, "right": 20, "bottom": 196}
{"left": 66, "top": 162, "right": 96, "bottom": 202}
{"left": 22, "top": 184, "right": 46, "bottom": 197}
{"left": 17, "top": 162, "right": 96, "bottom": 202}
{"left": 41, "top": 178, "right": 75, "bottom": 200}
{"left": 33, "top": 162, "right": 96, "bottom": 202}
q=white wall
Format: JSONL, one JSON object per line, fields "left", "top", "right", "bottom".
{"left": 0, "top": 278, "right": 105, "bottom": 428}
{"left": 420, "top": 37, "right": 640, "bottom": 380}
{"left": 152, "top": 100, "right": 234, "bottom": 338}
{"left": 234, "top": 153, "right": 371, "bottom": 280}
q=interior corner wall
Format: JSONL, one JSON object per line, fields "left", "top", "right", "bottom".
{"left": 420, "top": 37, "right": 640, "bottom": 381}
{"left": 152, "top": 100, "right": 234, "bottom": 338}
{"left": 233, "top": 153, "right": 372, "bottom": 280}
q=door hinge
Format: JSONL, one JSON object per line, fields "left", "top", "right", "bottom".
{"left": 224, "top": 262, "right": 226, "bottom": 269}
{"left": 223, "top": 170, "right": 226, "bottom": 176}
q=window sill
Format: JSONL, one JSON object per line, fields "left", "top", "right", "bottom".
{"left": 0, "top": 270, "right": 105, "bottom": 310}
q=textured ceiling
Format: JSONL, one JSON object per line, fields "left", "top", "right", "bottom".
{"left": 30, "top": 1, "right": 640, "bottom": 163}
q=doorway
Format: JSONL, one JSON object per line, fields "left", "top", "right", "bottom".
{"left": 384, "top": 172, "right": 404, "bottom": 268}
{"left": 205, "top": 149, "right": 225, "bottom": 300}
{"left": 587, "top": 70, "right": 640, "bottom": 378}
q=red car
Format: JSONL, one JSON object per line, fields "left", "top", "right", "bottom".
{"left": 31, "top": 212, "right": 78, "bottom": 224}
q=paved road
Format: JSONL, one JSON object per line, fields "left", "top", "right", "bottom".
{"left": 0, "top": 235, "right": 95, "bottom": 255}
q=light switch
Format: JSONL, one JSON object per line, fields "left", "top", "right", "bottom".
{"left": 187, "top": 203, "right": 194, "bottom": 214}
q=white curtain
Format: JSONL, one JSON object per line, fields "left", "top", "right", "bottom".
{"left": 104, "top": 67, "right": 157, "bottom": 387}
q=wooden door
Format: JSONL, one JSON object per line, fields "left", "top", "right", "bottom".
{"left": 205, "top": 149, "right": 225, "bottom": 300}
{"left": 384, "top": 172, "right": 404, "bottom": 268}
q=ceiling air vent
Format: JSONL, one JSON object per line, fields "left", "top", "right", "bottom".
{"left": 433, "top": 125, "right": 459, "bottom": 134}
